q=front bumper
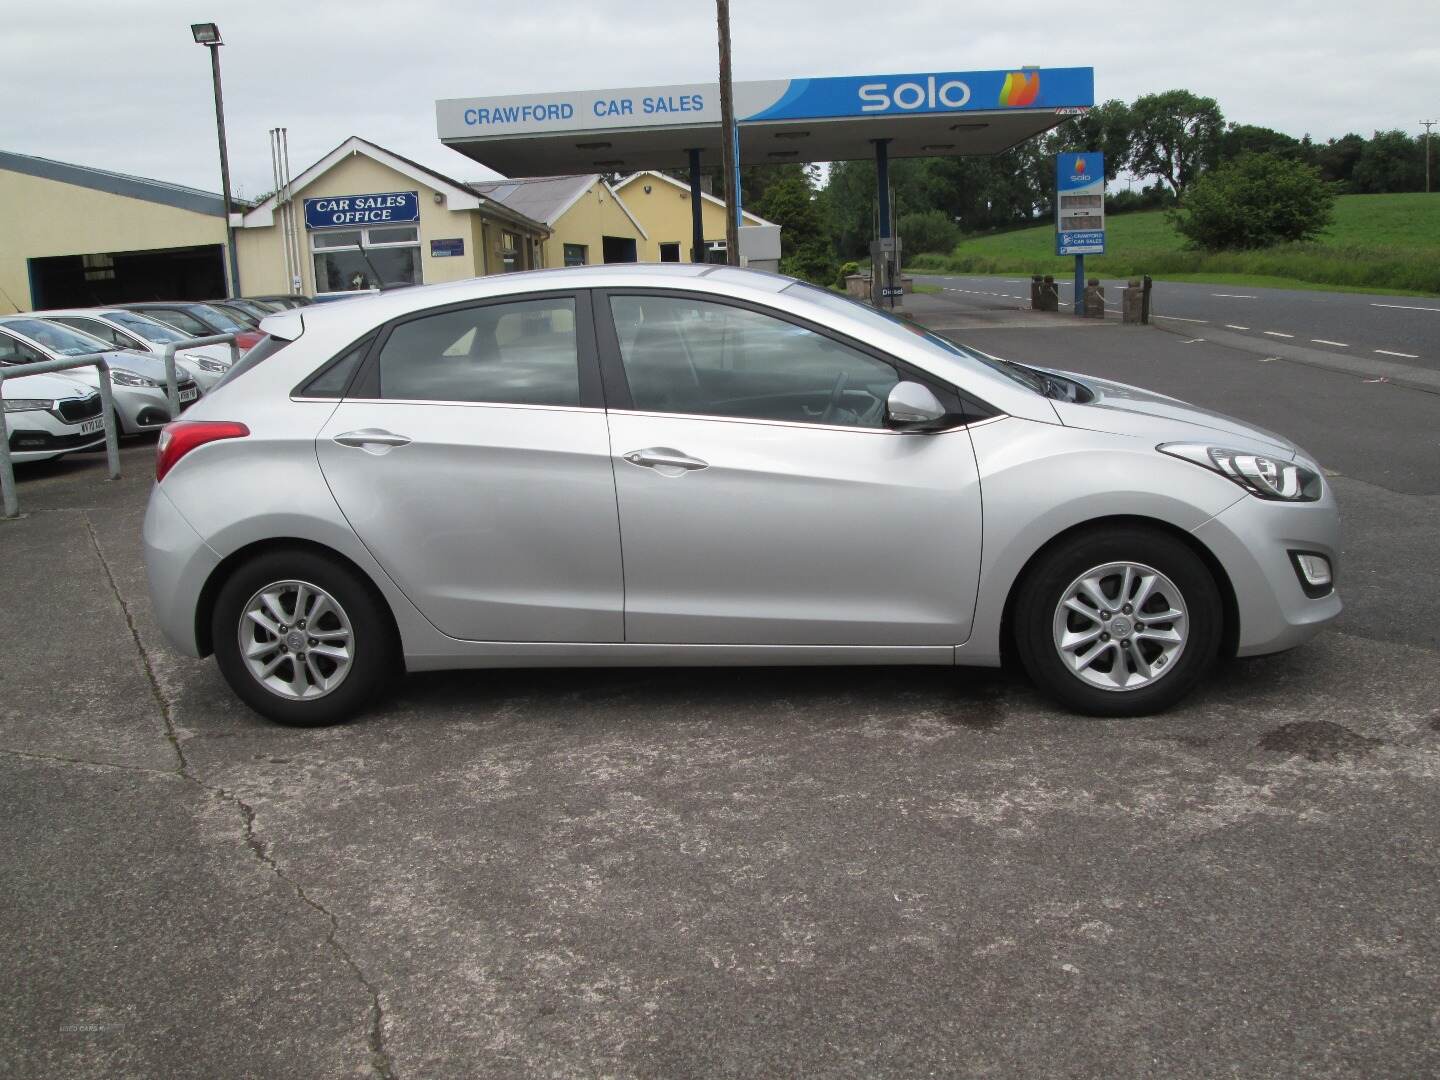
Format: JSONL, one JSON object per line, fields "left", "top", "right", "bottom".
{"left": 5, "top": 407, "right": 105, "bottom": 462}
{"left": 1192, "top": 486, "right": 1342, "bottom": 657}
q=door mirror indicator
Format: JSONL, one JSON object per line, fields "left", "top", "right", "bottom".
{"left": 886, "top": 381, "right": 947, "bottom": 428}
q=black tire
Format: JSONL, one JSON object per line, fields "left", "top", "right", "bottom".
{"left": 212, "top": 548, "right": 397, "bottom": 726}
{"left": 1012, "top": 525, "right": 1222, "bottom": 717}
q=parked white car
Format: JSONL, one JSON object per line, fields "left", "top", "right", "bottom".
{"left": 1, "top": 370, "right": 106, "bottom": 462}
{"left": 31, "top": 308, "right": 233, "bottom": 391}
{"left": 0, "top": 317, "right": 199, "bottom": 435}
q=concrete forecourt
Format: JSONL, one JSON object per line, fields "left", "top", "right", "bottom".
{"left": 3, "top": 290, "right": 1438, "bottom": 1077}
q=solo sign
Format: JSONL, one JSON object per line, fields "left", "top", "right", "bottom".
{"left": 1055, "top": 152, "right": 1105, "bottom": 256}
{"left": 304, "top": 191, "right": 419, "bottom": 230}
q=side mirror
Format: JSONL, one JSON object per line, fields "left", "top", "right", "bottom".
{"left": 886, "top": 381, "right": 948, "bottom": 429}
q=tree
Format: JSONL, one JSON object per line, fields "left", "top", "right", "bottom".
{"left": 1171, "top": 153, "right": 1334, "bottom": 250}
{"left": 897, "top": 209, "right": 960, "bottom": 256}
{"left": 1351, "top": 130, "right": 1425, "bottom": 193}
{"left": 1309, "top": 134, "right": 1366, "bottom": 188}
{"left": 1052, "top": 99, "right": 1135, "bottom": 181}
{"left": 754, "top": 168, "right": 836, "bottom": 285}
{"left": 1128, "top": 90, "right": 1225, "bottom": 195}
{"left": 1217, "top": 124, "right": 1302, "bottom": 163}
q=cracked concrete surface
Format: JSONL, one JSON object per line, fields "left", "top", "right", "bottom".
{"left": 3, "top": 310, "right": 1440, "bottom": 1077}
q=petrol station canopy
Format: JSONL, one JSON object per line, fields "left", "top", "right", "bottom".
{"left": 436, "top": 67, "right": 1095, "bottom": 177}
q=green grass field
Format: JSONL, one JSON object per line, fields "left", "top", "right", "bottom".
{"left": 908, "top": 193, "right": 1440, "bottom": 296}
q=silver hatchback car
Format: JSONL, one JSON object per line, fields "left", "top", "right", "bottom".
{"left": 143, "top": 265, "right": 1340, "bottom": 726}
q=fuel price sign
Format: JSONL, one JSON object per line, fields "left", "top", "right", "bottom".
{"left": 1056, "top": 152, "right": 1105, "bottom": 256}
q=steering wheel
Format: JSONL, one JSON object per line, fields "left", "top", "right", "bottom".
{"left": 820, "top": 371, "right": 850, "bottom": 424}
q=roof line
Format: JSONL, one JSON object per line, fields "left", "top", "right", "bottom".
{"left": 0, "top": 149, "right": 225, "bottom": 217}
{"left": 616, "top": 170, "right": 776, "bottom": 227}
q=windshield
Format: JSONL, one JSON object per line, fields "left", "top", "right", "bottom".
{"left": 783, "top": 283, "right": 1049, "bottom": 394}
{"left": 103, "top": 310, "right": 187, "bottom": 344}
{"left": 1, "top": 318, "right": 112, "bottom": 357}
{"left": 190, "top": 304, "right": 248, "bottom": 333}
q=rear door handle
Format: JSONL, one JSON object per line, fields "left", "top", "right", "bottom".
{"left": 622, "top": 447, "right": 709, "bottom": 472}
{"left": 333, "top": 428, "right": 412, "bottom": 451}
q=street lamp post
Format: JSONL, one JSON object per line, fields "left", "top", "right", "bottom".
{"left": 191, "top": 22, "right": 240, "bottom": 297}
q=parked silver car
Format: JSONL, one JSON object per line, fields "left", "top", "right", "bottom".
{"left": 31, "top": 308, "right": 233, "bottom": 390}
{"left": 2, "top": 370, "right": 106, "bottom": 462}
{"left": 0, "top": 317, "right": 199, "bottom": 434}
{"left": 143, "top": 265, "right": 1340, "bottom": 726}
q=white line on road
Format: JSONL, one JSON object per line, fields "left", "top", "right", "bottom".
{"left": 1225, "top": 324, "right": 1250, "bottom": 330}
{"left": 1311, "top": 339, "right": 1349, "bottom": 348}
{"left": 1182, "top": 338, "right": 1205, "bottom": 344}
{"left": 1263, "top": 331, "right": 1295, "bottom": 338}
{"left": 1375, "top": 349, "right": 1420, "bottom": 359}
{"left": 1371, "top": 303, "right": 1440, "bottom": 312}
{"left": 1155, "top": 315, "right": 1207, "bottom": 323}
{"left": 1212, "top": 294, "right": 1256, "bottom": 299}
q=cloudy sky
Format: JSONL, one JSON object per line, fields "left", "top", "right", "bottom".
{"left": 4, "top": 0, "right": 1436, "bottom": 198}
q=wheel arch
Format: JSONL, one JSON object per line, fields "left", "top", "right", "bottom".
{"left": 998, "top": 514, "right": 1240, "bottom": 667}
{"left": 194, "top": 537, "right": 401, "bottom": 659}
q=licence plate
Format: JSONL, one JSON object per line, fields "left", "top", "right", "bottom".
{"left": 179, "top": 388, "right": 199, "bottom": 403}
{"left": 80, "top": 418, "right": 103, "bottom": 434}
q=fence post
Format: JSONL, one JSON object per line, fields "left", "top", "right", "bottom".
{"left": 0, "top": 378, "right": 16, "bottom": 519}
{"left": 163, "top": 343, "right": 181, "bottom": 419}
{"left": 95, "top": 358, "right": 121, "bottom": 481}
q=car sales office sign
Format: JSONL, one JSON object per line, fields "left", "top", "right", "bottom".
{"left": 303, "top": 191, "right": 420, "bottom": 230}
{"left": 1055, "top": 152, "right": 1105, "bottom": 256}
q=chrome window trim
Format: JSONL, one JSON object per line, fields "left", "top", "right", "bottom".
{"left": 607, "top": 406, "right": 1003, "bottom": 435}
{"left": 308, "top": 396, "right": 605, "bottom": 416}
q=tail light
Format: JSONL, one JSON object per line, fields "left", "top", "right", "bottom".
{"left": 156, "top": 420, "right": 249, "bottom": 481}
{"left": 235, "top": 330, "right": 264, "bottom": 352}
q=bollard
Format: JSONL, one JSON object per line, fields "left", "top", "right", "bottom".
{"left": 1030, "top": 274, "right": 1043, "bottom": 309}
{"left": 1038, "top": 275, "right": 1060, "bottom": 312}
{"left": 1122, "top": 278, "right": 1145, "bottom": 324}
{"left": 1082, "top": 277, "right": 1106, "bottom": 319}
{"left": 1141, "top": 274, "right": 1153, "bottom": 324}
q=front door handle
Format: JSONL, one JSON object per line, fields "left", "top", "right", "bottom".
{"left": 622, "top": 447, "right": 709, "bottom": 472}
{"left": 333, "top": 428, "right": 412, "bottom": 451}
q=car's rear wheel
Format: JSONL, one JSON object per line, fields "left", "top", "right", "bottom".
{"left": 212, "top": 548, "right": 396, "bottom": 726}
{"left": 1013, "top": 526, "right": 1222, "bottom": 716}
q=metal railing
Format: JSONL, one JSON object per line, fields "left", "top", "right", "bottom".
{"left": 160, "top": 333, "right": 239, "bottom": 418}
{"left": 0, "top": 353, "right": 121, "bottom": 518}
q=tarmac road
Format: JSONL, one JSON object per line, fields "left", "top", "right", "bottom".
{"left": 2, "top": 303, "right": 1438, "bottom": 1078}
{"left": 915, "top": 273, "right": 1439, "bottom": 367}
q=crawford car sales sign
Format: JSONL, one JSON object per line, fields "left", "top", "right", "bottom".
{"left": 303, "top": 191, "right": 420, "bottom": 230}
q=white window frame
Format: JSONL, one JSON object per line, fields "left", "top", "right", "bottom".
{"left": 311, "top": 224, "right": 423, "bottom": 291}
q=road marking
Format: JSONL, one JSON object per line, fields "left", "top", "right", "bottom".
{"left": 1371, "top": 303, "right": 1440, "bottom": 312}
{"left": 1263, "top": 331, "right": 1294, "bottom": 338}
{"left": 1311, "top": 339, "right": 1349, "bottom": 347}
{"left": 1224, "top": 324, "right": 1250, "bottom": 330}
{"left": 1003, "top": 279, "right": 1025, "bottom": 284}
{"left": 1212, "top": 293, "right": 1256, "bottom": 299}
{"left": 1155, "top": 315, "right": 1207, "bottom": 323}
{"left": 1182, "top": 338, "right": 1205, "bottom": 344}
{"left": 1363, "top": 377, "right": 1391, "bottom": 383}
{"left": 1375, "top": 348, "right": 1420, "bottom": 359}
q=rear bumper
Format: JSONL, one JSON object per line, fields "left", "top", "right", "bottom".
{"left": 1192, "top": 487, "right": 1342, "bottom": 657}
{"left": 143, "top": 485, "right": 220, "bottom": 657}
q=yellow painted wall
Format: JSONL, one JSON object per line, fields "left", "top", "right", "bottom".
{"left": 542, "top": 181, "right": 646, "bottom": 266}
{"left": 612, "top": 174, "right": 766, "bottom": 262}
{"left": 0, "top": 169, "right": 226, "bottom": 313}
{"left": 236, "top": 151, "right": 546, "bottom": 295}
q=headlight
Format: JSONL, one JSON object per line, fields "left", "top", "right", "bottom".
{"left": 3, "top": 397, "right": 51, "bottom": 413}
{"left": 195, "top": 357, "right": 229, "bottom": 373}
{"left": 109, "top": 368, "right": 162, "bottom": 388}
{"left": 1158, "top": 442, "right": 1322, "bottom": 502}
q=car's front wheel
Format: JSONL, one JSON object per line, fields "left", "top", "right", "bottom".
{"left": 1013, "top": 526, "right": 1222, "bottom": 716}
{"left": 212, "top": 548, "right": 396, "bottom": 726}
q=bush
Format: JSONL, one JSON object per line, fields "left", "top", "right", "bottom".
{"left": 836, "top": 260, "right": 860, "bottom": 288}
{"left": 1170, "top": 153, "right": 1334, "bottom": 251}
{"left": 897, "top": 210, "right": 960, "bottom": 256}
{"left": 780, "top": 240, "right": 840, "bottom": 288}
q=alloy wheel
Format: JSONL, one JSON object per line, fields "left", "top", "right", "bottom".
{"left": 238, "top": 579, "right": 354, "bottom": 700}
{"left": 1051, "top": 561, "right": 1189, "bottom": 692}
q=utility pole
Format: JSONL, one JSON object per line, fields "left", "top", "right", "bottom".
{"left": 1423, "top": 120, "right": 1436, "bottom": 194}
{"left": 716, "top": 0, "right": 741, "bottom": 265}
